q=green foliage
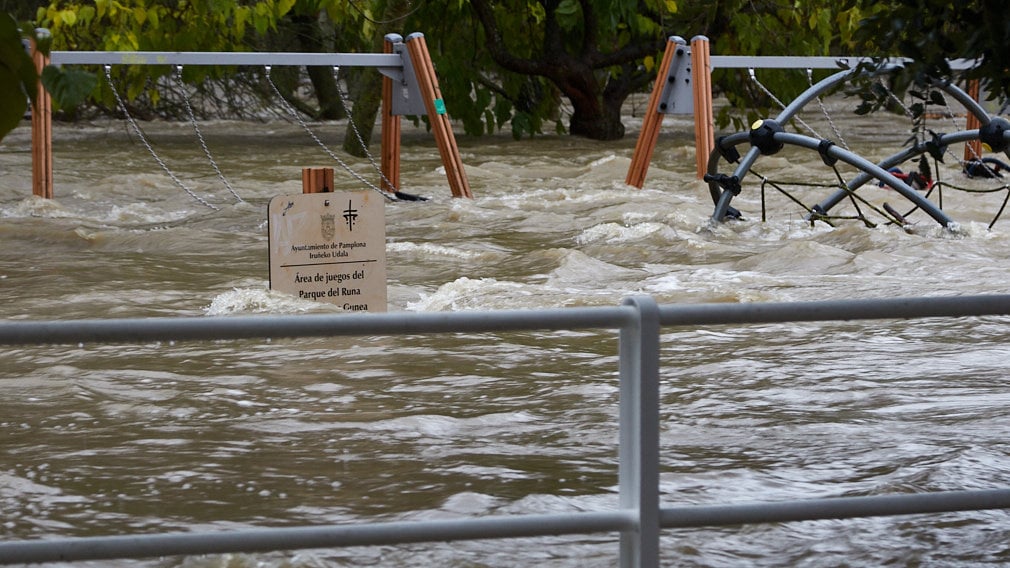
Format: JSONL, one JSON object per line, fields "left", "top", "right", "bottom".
{"left": 418, "top": 0, "right": 680, "bottom": 139}
{"left": 711, "top": 0, "right": 877, "bottom": 130}
{"left": 41, "top": 64, "right": 96, "bottom": 109}
{"left": 34, "top": 0, "right": 310, "bottom": 111}
{"left": 854, "top": 0, "right": 1010, "bottom": 105}
{"left": 0, "top": 13, "right": 35, "bottom": 141}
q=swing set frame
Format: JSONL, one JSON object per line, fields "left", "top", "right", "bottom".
{"left": 28, "top": 32, "right": 472, "bottom": 201}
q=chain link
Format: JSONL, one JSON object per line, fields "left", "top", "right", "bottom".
{"left": 264, "top": 66, "right": 395, "bottom": 201}
{"left": 104, "top": 65, "right": 220, "bottom": 211}
{"left": 748, "top": 68, "right": 821, "bottom": 139}
{"left": 174, "top": 66, "right": 245, "bottom": 204}
{"left": 332, "top": 66, "right": 401, "bottom": 193}
{"left": 807, "top": 69, "right": 850, "bottom": 151}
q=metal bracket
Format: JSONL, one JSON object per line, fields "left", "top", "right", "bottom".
{"left": 382, "top": 35, "right": 427, "bottom": 117}
{"left": 657, "top": 41, "right": 694, "bottom": 115}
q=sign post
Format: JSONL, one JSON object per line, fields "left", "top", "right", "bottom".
{"left": 268, "top": 191, "right": 387, "bottom": 312}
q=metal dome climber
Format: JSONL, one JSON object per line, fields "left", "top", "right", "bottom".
{"left": 705, "top": 66, "right": 1010, "bottom": 229}
{"left": 627, "top": 36, "right": 1010, "bottom": 230}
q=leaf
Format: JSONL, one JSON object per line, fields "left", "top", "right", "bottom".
{"left": 0, "top": 66, "right": 27, "bottom": 142}
{"left": 643, "top": 54, "right": 655, "bottom": 73}
{"left": 0, "top": 14, "right": 32, "bottom": 141}
{"left": 41, "top": 65, "right": 98, "bottom": 110}
{"left": 60, "top": 9, "right": 77, "bottom": 27}
{"left": 277, "top": 0, "right": 297, "bottom": 17}
{"left": 555, "top": 0, "right": 581, "bottom": 32}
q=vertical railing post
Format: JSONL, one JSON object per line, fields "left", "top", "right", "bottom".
{"left": 618, "top": 296, "right": 661, "bottom": 567}
{"left": 381, "top": 34, "right": 402, "bottom": 194}
{"left": 30, "top": 30, "right": 54, "bottom": 199}
{"left": 690, "top": 35, "right": 714, "bottom": 180}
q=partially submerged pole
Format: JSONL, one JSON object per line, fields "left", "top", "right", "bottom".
{"left": 625, "top": 37, "right": 683, "bottom": 188}
{"left": 380, "top": 34, "right": 402, "bottom": 194}
{"left": 30, "top": 30, "right": 53, "bottom": 199}
{"left": 404, "top": 33, "right": 472, "bottom": 198}
{"left": 690, "top": 36, "right": 714, "bottom": 180}
{"left": 302, "top": 167, "right": 334, "bottom": 193}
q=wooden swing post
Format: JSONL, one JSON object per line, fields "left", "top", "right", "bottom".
{"left": 625, "top": 35, "right": 711, "bottom": 187}
{"left": 964, "top": 79, "right": 983, "bottom": 162}
{"left": 30, "top": 33, "right": 53, "bottom": 200}
{"left": 690, "top": 36, "right": 714, "bottom": 181}
{"left": 626, "top": 36, "right": 683, "bottom": 188}
{"left": 380, "top": 34, "right": 402, "bottom": 194}
{"left": 302, "top": 167, "right": 334, "bottom": 193}
{"left": 404, "top": 33, "right": 472, "bottom": 198}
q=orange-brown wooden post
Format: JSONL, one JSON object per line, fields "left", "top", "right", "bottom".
{"left": 404, "top": 32, "right": 472, "bottom": 198}
{"left": 964, "top": 79, "right": 983, "bottom": 162}
{"left": 31, "top": 34, "right": 53, "bottom": 199}
{"left": 691, "top": 35, "right": 714, "bottom": 180}
{"left": 625, "top": 37, "right": 683, "bottom": 188}
{"left": 380, "top": 34, "right": 402, "bottom": 194}
{"left": 302, "top": 167, "right": 334, "bottom": 193}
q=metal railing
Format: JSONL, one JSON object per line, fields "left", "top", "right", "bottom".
{"left": 2, "top": 294, "right": 1010, "bottom": 566}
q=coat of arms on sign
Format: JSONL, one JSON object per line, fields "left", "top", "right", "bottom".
{"left": 321, "top": 213, "right": 336, "bottom": 240}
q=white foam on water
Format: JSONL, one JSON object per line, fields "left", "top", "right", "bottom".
{"left": 204, "top": 287, "right": 339, "bottom": 316}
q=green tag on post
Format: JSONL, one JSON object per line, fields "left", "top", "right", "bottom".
{"left": 433, "top": 98, "right": 447, "bottom": 115}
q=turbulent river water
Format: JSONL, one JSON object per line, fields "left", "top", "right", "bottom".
{"left": 2, "top": 99, "right": 1010, "bottom": 567}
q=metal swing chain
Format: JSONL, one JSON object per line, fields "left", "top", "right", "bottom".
{"left": 264, "top": 66, "right": 396, "bottom": 202}
{"left": 173, "top": 66, "right": 246, "bottom": 204}
{"left": 807, "top": 69, "right": 850, "bottom": 151}
{"left": 748, "top": 68, "right": 821, "bottom": 139}
{"left": 331, "top": 66, "right": 400, "bottom": 193}
{"left": 104, "top": 65, "right": 220, "bottom": 211}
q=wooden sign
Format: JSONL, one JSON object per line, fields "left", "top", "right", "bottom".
{"left": 268, "top": 191, "right": 387, "bottom": 312}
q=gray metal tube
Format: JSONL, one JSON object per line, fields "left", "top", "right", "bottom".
{"left": 711, "top": 56, "right": 864, "bottom": 70}
{"left": 773, "top": 132, "right": 954, "bottom": 226}
{"left": 658, "top": 294, "right": 1010, "bottom": 327}
{"left": 773, "top": 69, "right": 854, "bottom": 126}
{"left": 50, "top": 51, "right": 400, "bottom": 68}
{"left": 0, "top": 306, "right": 635, "bottom": 346}
{"left": 618, "top": 296, "right": 661, "bottom": 568}
{"left": 814, "top": 128, "right": 1010, "bottom": 215}
{"left": 0, "top": 511, "right": 635, "bottom": 564}
{"left": 661, "top": 488, "right": 1010, "bottom": 527}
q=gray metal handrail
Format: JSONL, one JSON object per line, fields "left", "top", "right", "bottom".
{"left": 2, "top": 293, "right": 1010, "bottom": 567}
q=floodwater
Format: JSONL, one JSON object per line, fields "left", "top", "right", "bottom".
{"left": 2, "top": 98, "right": 1010, "bottom": 567}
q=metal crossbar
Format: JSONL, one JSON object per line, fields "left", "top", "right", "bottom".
{"left": 2, "top": 294, "right": 1010, "bottom": 566}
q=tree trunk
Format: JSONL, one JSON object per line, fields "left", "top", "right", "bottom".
{"left": 341, "top": 0, "right": 414, "bottom": 157}
{"left": 555, "top": 68, "right": 627, "bottom": 141}
{"left": 569, "top": 100, "right": 626, "bottom": 140}
{"left": 291, "top": 13, "right": 345, "bottom": 120}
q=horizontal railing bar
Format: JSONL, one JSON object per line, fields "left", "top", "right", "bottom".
{"left": 5, "top": 294, "right": 1008, "bottom": 346}
{"left": 659, "top": 294, "right": 1010, "bottom": 327}
{"left": 50, "top": 51, "right": 402, "bottom": 68}
{"left": 0, "top": 511, "right": 635, "bottom": 564}
{"left": 711, "top": 55, "right": 863, "bottom": 70}
{"left": 49, "top": 51, "right": 979, "bottom": 72}
{"left": 710, "top": 55, "right": 978, "bottom": 71}
{"left": 660, "top": 488, "right": 1010, "bottom": 528}
{"left": 0, "top": 305, "right": 636, "bottom": 346}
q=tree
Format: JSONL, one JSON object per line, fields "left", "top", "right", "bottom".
{"left": 464, "top": 0, "right": 673, "bottom": 141}
{"left": 854, "top": 0, "right": 1010, "bottom": 105}
{"left": 407, "top": 0, "right": 875, "bottom": 141}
